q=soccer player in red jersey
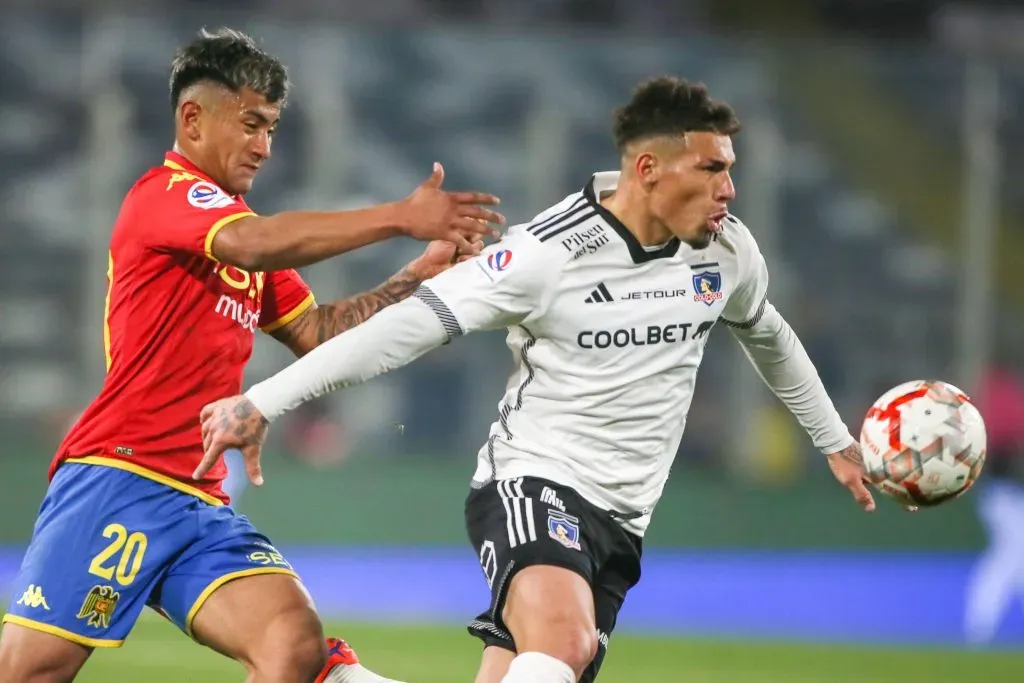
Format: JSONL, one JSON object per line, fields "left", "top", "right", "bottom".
{"left": 0, "top": 28, "right": 502, "bottom": 683}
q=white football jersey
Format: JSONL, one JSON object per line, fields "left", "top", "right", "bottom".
{"left": 416, "top": 171, "right": 769, "bottom": 536}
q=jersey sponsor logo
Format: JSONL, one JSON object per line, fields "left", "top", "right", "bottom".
{"left": 692, "top": 270, "right": 724, "bottom": 305}
{"left": 15, "top": 584, "right": 50, "bottom": 610}
{"left": 585, "top": 282, "right": 689, "bottom": 304}
{"left": 247, "top": 545, "right": 291, "bottom": 569}
{"left": 623, "top": 287, "right": 687, "bottom": 301}
{"left": 547, "top": 510, "right": 581, "bottom": 551}
{"left": 77, "top": 585, "right": 120, "bottom": 629}
{"left": 487, "top": 249, "right": 513, "bottom": 272}
{"left": 215, "top": 265, "right": 265, "bottom": 298}
{"left": 561, "top": 224, "right": 611, "bottom": 260}
{"left": 577, "top": 321, "right": 715, "bottom": 349}
{"left": 215, "top": 294, "right": 261, "bottom": 332}
{"left": 187, "top": 181, "right": 235, "bottom": 210}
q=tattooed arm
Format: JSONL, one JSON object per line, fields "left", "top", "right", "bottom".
{"left": 268, "top": 240, "right": 464, "bottom": 357}
{"left": 271, "top": 266, "right": 421, "bottom": 357}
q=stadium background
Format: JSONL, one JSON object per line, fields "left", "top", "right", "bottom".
{"left": 1, "top": 1, "right": 1022, "bottom": 680}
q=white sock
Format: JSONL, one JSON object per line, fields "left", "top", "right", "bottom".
{"left": 500, "top": 652, "right": 575, "bottom": 683}
{"left": 323, "top": 662, "right": 406, "bottom": 683}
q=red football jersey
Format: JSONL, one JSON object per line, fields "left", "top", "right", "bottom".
{"left": 51, "top": 151, "right": 315, "bottom": 504}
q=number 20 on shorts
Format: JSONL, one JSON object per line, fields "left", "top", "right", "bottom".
{"left": 88, "top": 524, "right": 148, "bottom": 586}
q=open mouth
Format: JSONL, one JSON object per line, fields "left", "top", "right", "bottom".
{"left": 708, "top": 211, "right": 728, "bottom": 232}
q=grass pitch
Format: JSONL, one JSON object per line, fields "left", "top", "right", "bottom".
{"left": 61, "top": 612, "right": 1023, "bottom": 682}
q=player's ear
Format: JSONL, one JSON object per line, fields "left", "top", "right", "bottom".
{"left": 178, "top": 100, "right": 203, "bottom": 142}
{"left": 634, "top": 151, "right": 658, "bottom": 190}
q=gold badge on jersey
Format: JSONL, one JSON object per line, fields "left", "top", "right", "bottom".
{"left": 77, "top": 585, "right": 121, "bottom": 629}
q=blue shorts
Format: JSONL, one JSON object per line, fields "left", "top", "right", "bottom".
{"left": 3, "top": 461, "right": 297, "bottom": 648}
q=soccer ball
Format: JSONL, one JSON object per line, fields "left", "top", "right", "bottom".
{"left": 859, "top": 379, "right": 987, "bottom": 507}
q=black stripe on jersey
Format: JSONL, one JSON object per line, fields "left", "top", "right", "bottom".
{"left": 526, "top": 196, "right": 587, "bottom": 236}
{"left": 413, "top": 285, "right": 463, "bottom": 341}
{"left": 484, "top": 326, "right": 538, "bottom": 483}
{"left": 537, "top": 209, "right": 598, "bottom": 243}
{"left": 513, "top": 326, "right": 538, "bottom": 409}
{"left": 526, "top": 197, "right": 589, "bottom": 238}
{"left": 692, "top": 261, "right": 720, "bottom": 268}
{"left": 719, "top": 294, "right": 768, "bottom": 330}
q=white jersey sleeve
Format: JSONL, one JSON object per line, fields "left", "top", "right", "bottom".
{"left": 414, "top": 227, "right": 561, "bottom": 338}
{"left": 244, "top": 227, "right": 562, "bottom": 422}
{"left": 721, "top": 216, "right": 854, "bottom": 455}
{"left": 719, "top": 217, "right": 769, "bottom": 328}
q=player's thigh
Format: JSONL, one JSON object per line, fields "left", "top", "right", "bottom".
{"left": 190, "top": 573, "right": 325, "bottom": 674}
{"left": 0, "top": 622, "right": 90, "bottom": 683}
{"left": 578, "top": 554, "right": 642, "bottom": 683}
{"left": 465, "top": 477, "right": 600, "bottom": 673}
{"left": 155, "top": 505, "right": 325, "bottom": 675}
{"left": 3, "top": 464, "right": 183, "bottom": 657}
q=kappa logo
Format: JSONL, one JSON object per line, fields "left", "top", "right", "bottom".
{"left": 166, "top": 170, "right": 204, "bottom": 191}
{"left": 16, "top": 584, "right": 50, "bottom": 610}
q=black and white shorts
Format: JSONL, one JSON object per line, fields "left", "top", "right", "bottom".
{"left": 464, "top": 476, "right": 642, "bottom": 683}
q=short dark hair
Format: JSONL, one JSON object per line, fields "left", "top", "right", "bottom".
{"left": 612, "top": 76, "right": 740, "bottom": 150}
{"left": 169, "top": 28, "right": 289, "bottom": 112}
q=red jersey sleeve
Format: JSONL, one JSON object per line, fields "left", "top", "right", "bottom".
{"left": 136, "top": 169, "right": 256, "bottom": 259}
{"left": 260, "top": 269, "right": 316, "bottom": 333}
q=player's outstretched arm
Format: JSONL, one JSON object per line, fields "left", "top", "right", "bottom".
{"left": 270, "top": 240, "right": 473, "bottom": 357}
{"left": 728, "top": 302, "right": 879, "bottom": 512}
{"left": 196, "top": 230, "right": 557, "bottom": 481}
{"left": 211, "top": 163, "right": 503, "bottom": 272}
{"left": 196, "top": 295, "right": 452, "bottom": 481}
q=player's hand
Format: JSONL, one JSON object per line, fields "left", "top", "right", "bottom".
{"left": 405, "top": 237, "right": 486, "bottom": 281}
{"left": 398, "top": 163, "right": 504, "bottom": 254}
{"left": 827, "top": 443, "right": 919, "bottom": 513}
{"left": 826, "top": 443, "right": 877, "bottom": 512}
{"left": 196, "top": 396, "right": 269, "bottom": 487}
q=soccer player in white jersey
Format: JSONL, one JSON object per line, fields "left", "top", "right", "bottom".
{"left": 197, "top": 77, "right": 879, "bottom": 683}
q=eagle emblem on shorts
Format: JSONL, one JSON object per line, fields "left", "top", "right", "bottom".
{"left": 77, "top": 585, "right": 121, "bottom": 629}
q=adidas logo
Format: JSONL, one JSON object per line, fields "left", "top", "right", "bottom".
{"left": 584, "top": 283, "right": 614, "bottom": 304}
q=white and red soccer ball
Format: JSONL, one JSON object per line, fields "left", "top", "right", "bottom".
{"left": 860, "top": 379, "right": 987, "bottom": 507}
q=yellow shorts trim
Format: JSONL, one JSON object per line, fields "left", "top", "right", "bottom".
{"left": 1, "top": 614, "right": 123, "bottom": 649}
{"left": 260, "top": 293, "right": 317, "bottom": 333}
{"left": 204, "top": 211, "right": 256, "bottom": 261}
{"left": 64, "top": 457, "right": 224, "bottom": 507}
{"left": 185, "top": 568, "right": 300, "bottom": 638}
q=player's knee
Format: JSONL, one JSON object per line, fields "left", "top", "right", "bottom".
{"left": 248, "top": 606, "right": 326, "bottom": 682}
{"left": 540, "top": 622, "right": 602, "bottom": 675}
{"left": 0, "top": 633, "right": 83, "bottom": 683}
{"left": 503, "top": 567, "right": 599, "bottom": 674}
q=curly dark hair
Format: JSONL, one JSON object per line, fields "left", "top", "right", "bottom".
{"left": 612, "top": 76, "right": 740, "bottom": 150}
{"left": 169, "top": 28, "right": 289, "bottom": 112}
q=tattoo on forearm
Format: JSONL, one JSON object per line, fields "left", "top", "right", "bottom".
{"left": 313, "top": 266, "right": 421, "bottom": 345}
{"left": 837, "top": 445, "right": 863, "bottom": 467}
